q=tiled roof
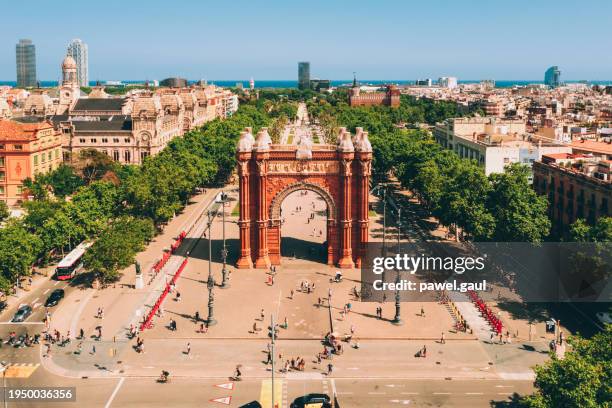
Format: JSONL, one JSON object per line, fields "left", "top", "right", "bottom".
{"left": 73, "top": 118, "right": 132, "bottom": 132}
{"left": 73, "top": 98, "right": 125, "bottom": 112}
{"left": 0, "top": 119, "right": 53, "bottom": 141}
{"left": 571, "top": 140, "right": 612, "bottom": 155}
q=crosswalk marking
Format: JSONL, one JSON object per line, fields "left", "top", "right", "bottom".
{"left": 4, "top": 363, "right": 40, "bottom": 378}
{"left": 259, "top": 379, "right": 283, "bottom": 408}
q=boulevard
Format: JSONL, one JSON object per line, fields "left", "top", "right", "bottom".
{"left": 0, "top": 118, "right": 558, "bottom": 406}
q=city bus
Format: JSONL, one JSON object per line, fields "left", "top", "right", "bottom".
{"left": 54, "top": 241, "right": 93, "bottom": 280}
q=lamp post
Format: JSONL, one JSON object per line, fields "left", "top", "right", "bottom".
{"left": 206, "top": 210, "right": 217, "bottom": 326}
{"left": 220, "top": 191, "right": 230, "bottom": 288}
{"left": 392, "top": 207, "right": 403, "bottom": 325}
{"left": 392, "top": 270, "right": 403, "bottom": 325}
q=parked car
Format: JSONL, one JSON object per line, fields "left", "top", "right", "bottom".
{"left": 239, "top": 402, "right": 262, "bottom": 408}
{"left": 45, "top": 289, "right": 65, "bottom": 307}
{"left": 290, "top": 393, "right": 331, "bottom": 408}
{"left": 12, "top": 305, "right": 32, "bottom": 322}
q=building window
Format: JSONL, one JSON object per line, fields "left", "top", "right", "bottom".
{"left": 124, "top": 150, "right": 131, "bottom": 163}
{"left": 41, "top": 154, "right": 46, "bottom": 163}
{"left": 16, "top": 185, "right": 23, "bottom": 194}
{"left": 13, "top": 145, "right": 22, "bottom": 150}
{"left": 124, "top": 138, "right": 130, "bottom": 143}
{"left": 113, "top": 138, "right": 119, "bottom": 143}
{"left": 0, "top": 145, "right": 4, "bottom": 150}
{"left": 0, "top": 171, "right": 4, "bottom": 181}
{"left": 56, "top": 149, "right": 60, "bottom": 159}
{"left": 113, "top": 150, "right": 120, "bottom": 161}
{"left": 140, "top": 151, "right": 149, "bottom": 161}
{"left": 79, "top": 138, "right": 86, "bottom": 143}
{"left": 0, "top": 157, "right": 4, "bottom": 166}
{"left": 34, "top": 155, "right": 38, "bottom": 165}
{"left": 102, "top": 138, "right": 108, "bottom": 143}
{"left": 63, "top": 128, "right": 70, "bottom": 134}
{"left": 90, "top": 138, "right": 97, "bottom": 143}
{"left": 0, "top": 186, "right": 4, "bottom": 195}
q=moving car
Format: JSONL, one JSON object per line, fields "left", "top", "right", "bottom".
{"left": 45, "top": 289, "right": 65, "bottom": 307}
{"left": 12, "top": 305, "right": 32, "bottom": 322}
{"left": 290, "top": 393, "right": 331, "bottom": 408}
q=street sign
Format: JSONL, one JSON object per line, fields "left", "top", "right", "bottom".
{"left": 215, "top": 382, "right": 235, "bottom": 390}
{"left": 210, "top": 396, "right": 232, "bottom": 405}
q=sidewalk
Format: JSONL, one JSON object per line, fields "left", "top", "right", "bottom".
{"left": 48, "top": 188, "right": 221, "bottom": 342}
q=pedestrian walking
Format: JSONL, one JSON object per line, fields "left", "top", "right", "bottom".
{"left": 350, "top": 324, "right": 355, "bottom": 335}
{"left": 290, "top": 289, "right": 294, "bottom": 299}
{"left": 559, "top": 331, "right": 564, "bottom": 345}
{"left": 194, "top": 311, "right": 200, "bottom": 322}
{"left": 79, "top": 328, "right": 84, "bottom": 339}
{"left": 327, "top": 363, "right": 333, "bottom": 376}
{"left": 253, "top": 322, "right": 258, "bottom": 333}
{"left": 91, "top": 345, "right": 96, "bottom": 355}
{"left": 421, "top": 306, "right": 425, "bottom": 317}
{"left": 186, "top": 342, "right": 191, "bottom": 355}
{"left": 441, "top": 332, "right": 445, "bottom": 344}
{"left": 422, "top": 345, "right": 427, "bottom": 358}
{"left": 260, "top": 309, "right": 265, "bottom": 321}
{"left": 266, "top": 350, "right": 272, "bottom": 365}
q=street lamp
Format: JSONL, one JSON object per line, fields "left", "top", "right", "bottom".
{"left": 220, "top": 191, "right": 230, "bottom": 289}
{"left": 206, "top": 210, "right": 217, "bottom": 326}
{"left": 393, "top": 208, "right": 403, "bottom": 325}
{"left": 392, "top": 271, "right": 403, "bottom": 326}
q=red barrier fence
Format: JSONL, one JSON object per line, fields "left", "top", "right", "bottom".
{"left": 140, "top": 256, "right": 189, "bottom": 331}
{"left": 467, "top": 290, "right": 502, "bottom": 334}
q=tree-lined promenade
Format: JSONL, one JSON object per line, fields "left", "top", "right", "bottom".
{"left": 0, "top": 104, "right": 276, "bottom": 291}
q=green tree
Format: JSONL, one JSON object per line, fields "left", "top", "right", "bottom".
{"left": 522, "top": 325, "right": 611, "bottom": 408}
{"left": 487, "top": 163, "right": 551, "bottom": 242}
{"left": 0, "top": 222, "right": 43, "bottom": 292}
{"left": 0, "top": 201, "right": 9, "bottom": 222}
{"left": 83, "top": 216, "right": 154, "bottom": 283}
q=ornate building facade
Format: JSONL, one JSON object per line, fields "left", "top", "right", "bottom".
{"left": 236, "top": 127, "right": 372, "bottom": 269}
{"left": 0, "top": 119, "right": 62, "bottom": 206}
{"left": 18, "top": 55, "right": 238, "bottom": 165}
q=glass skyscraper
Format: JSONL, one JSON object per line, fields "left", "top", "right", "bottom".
{"left": 16, "top": 39, "right": 37, "bottom": 88}
{"left": 544, "top": 66, "right": 561, "bottom": 88}
{"left": 298, "top": 62, "right": 310, "bottom": 90}
{"left": 67, "top": 39, "right": 89, "bottom": 87}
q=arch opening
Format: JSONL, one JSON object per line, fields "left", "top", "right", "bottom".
{"left": 268, "top": 182, "right": 336, "bottom": 265}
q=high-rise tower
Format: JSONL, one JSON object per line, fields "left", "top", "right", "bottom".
{"left": 298, "top": 62, "right": 310, "bottom": 90}
{"left": 15, "top": 39, "right": 37, "bottom": 88}
{"left": 544, "top": 66, "right": 561, "bottom": 88}
{"left": 66, "top": 39, "right": 89, "bottom": 86}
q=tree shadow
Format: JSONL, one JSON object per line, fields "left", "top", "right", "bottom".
{"left": 490, "top": 393, "right": 525, "bottom": 407}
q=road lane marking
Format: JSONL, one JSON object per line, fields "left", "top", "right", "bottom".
{"left": 495, "top": 385, "right": 514, "bottom": 388}
{"left": 433, "top": 392, "right": 451, "bottom": 395}
{"left": 368, "top": 392, "right": 386, "bottom": 395}
{"left": 466, "top": 392, "right": 484, "bottom": 395}
{"left": 104, "top": 377, "right": 125, "bottom": 408}
{"left": 43, "top": 289, "right": 49, "bottom": 295}
{"left": 54, "top": 281, "right": 59, "bottom": 286}
{"left": 498, "top": 392, "right": 513, "bottom": 395}
{"left": 401, "top": 392, "right": 419, "bottom": 395}
{"left": 31, "top": 298, "right": 39, "bottom": 304}
{"left": 0, "top": 322, "right": 44, "bottom": 325}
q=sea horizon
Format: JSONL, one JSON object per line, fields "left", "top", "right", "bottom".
{"left": 1, "top": 79, "right": 612, "bottom": 89}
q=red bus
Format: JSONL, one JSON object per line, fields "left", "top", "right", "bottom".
{"left": 55, "top": 241, "right": 92, "bottom": 280}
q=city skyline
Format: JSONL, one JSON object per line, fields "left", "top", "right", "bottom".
{"left": 1, "top": 0, "right": 611, "bottom": 81}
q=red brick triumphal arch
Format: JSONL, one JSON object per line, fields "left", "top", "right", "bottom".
{"left": 235, "top": 126, "right": 372, "bottom": 269}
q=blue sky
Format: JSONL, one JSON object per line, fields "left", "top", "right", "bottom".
{"left": 1, "top": 0, "right": 611, "bottom": 81}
